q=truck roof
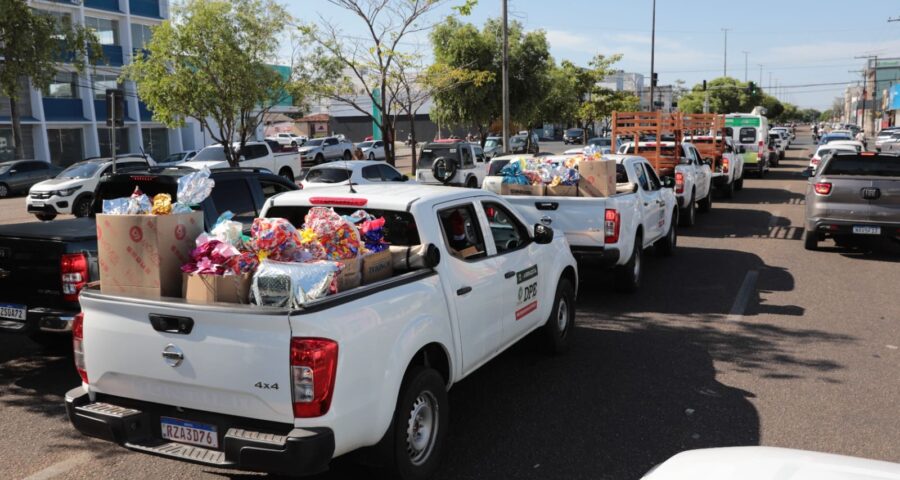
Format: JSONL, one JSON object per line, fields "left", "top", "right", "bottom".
{"left": 267, "top": 183, "right": 491, "bottom": 212}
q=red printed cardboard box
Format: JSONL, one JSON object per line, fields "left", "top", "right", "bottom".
{"left": 97, "top": 212, "right": 203, "bottom": 298}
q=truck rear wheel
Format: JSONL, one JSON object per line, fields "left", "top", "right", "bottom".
{"left": 615, "top": 233, "right": 642, "bottom": 293}
{"left": 698, "top": 189, "right": 712, "bottom": 213}
{"left": 720, "top": 179, "right": 734, "bottom": 199}
{"left": 804, "top": 229, "right": 818, "bottom": 251}
{"left": 680, "top": 193, "right": 696, "bottom": 227}
{"left": 542, "top": 278, "right": 574, "bottom": 354}
{"left": 654, "top": 213, "right": 677, "bottom": 257}
{"left": 383, "top": 366, "right": 448, "bottom": 480}
{"left": 735, "top": 177, "right": 744, "bottom": 190}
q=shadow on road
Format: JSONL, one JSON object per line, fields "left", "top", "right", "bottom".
{"left": 678, "top": 208, "right": 801, "bottom": 240}
{"left": 724, "top": 188, "right": 806, "bottom": 206}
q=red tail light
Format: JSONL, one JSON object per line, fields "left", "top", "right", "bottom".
{"left": 73, "top": 312, "right": 87, "bottom": 383}
{"left": 814, "top": 182, "right": 832, "bottom": 195}
{"left": 61, "top": 253, "right": 88, "bottom": 302}
{"left": 721, "top": 158, "right": 729, "bottom": 173}
{"left": 757, "top": 141, "right": 764, "bottom": 159}
{"left": 309, "top": 197, "right": 367, "bottom": 207}
{"left": 291, "top": 338, "right": 338, "bottom": 418}
{"left": 811, "top": 158, "right": 820, "bottom": 166}
{"left": 604, "top": 209, "right": 620, "bottom": 244}
{"left": 674, "top": 172, "right": 685, "bottom": 194}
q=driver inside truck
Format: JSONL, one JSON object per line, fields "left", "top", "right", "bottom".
{"left": 439, "top": 207, "right": 484, "bottom": 260}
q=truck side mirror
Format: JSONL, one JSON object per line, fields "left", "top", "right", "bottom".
{"left": 424, "top": 243, "right": 441, "bottom": 268}
{"left": 533, "top": 224, "right": 554, "bottom": 244}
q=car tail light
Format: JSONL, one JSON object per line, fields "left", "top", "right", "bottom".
{"left": 604, "top": 209, "right": 620, "bottom": 244}
{"left": 674, "top": 172, "right": 685, "bottom": 194}
{"left": 811, "top": 158, "right": 820, "bottom": 166}
{"left": 291, "top": 338, "right": 338, "bottom": 418}
{"left": 309, "top": 197, "right": 368, "bottom": 207}
{"left": 814, "top": 182, "right": 832, "bottom": 195}
{"left": 61, "top": 253, "right": 88, "bottom": 302}
{"left": 722, "top": 158, "right": 729, "bottom": 173}
{"left": 73, "top": 312, "right": 87, "bottom": 383}
{"left": 757, "top": 141, "right": 764, "bottom": 159}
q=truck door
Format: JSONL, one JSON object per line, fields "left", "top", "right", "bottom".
{"left": 478, "top": 200, "right": 544, "bottom": 344}
{"left": 635, "top": 162, "right": 664, "bottom": 242}
{"left": 434, "top": 202, "right": 504, "bottom": 375}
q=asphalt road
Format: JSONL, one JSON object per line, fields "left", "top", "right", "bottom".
{"left": 1, "top": 128, "right": 899, "bottom": 479}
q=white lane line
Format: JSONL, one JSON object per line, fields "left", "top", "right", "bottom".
{"left": 727, "top": 270, "right": 759, "bottom": 322}
{"left": 23, "top": 452, "right": 92, "bottom": 480}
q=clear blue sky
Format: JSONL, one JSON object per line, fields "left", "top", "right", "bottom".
{"left": 286, "top": 0, "right": 900, "bottom": 110}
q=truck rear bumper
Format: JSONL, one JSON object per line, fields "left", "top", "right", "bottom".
{"left": 66, "top": 387, "right": 335, "bottom": 476}
{"left": 570, "top": 246, "right": 620, "bottom": 266}
{"left": 0, "top": 306, "right": 77, "bottom": 334}
{"left": 807, "top": 218, "right": 900, "bottom": 238}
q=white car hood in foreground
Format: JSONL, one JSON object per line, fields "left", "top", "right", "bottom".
{"left": 30, "top": 177, "right": 84, "bottom": 192}
{"left": 643, "top": 447, "right": 900, "bottom": 480}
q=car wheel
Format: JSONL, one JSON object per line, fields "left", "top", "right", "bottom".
{"left": 614, "top": 232, "right": 642, "bottom": 293}
{"left": 279, "top": 167, "right": 294, "bottom": 183}
{"left": 542, "top": 278, "right": 575, "bottom": 354}
{"left": 73, "top": 195, "right": 93, "bottom": 218}
{"left": 34, "top": 212, "right": 57, "bottom": 222}
{"left": 804, "top": 229, "right": 818, "bottom": 251}
{"left": 735, "top": 177, "right": 744, "bottom": 190}
{"left": 465, "top": 176, "right": 478, "bottom": 189}
{"left": 315, "top": 154, "right": 325, "bottom": 165}
{"left": 720, "top": 179, "right": 734, "bottom": 199}
{"left": 679, "top": 193, "right": 696, "bottom": 227}
{"left": 291, "top": 141, "right": 298, "bottom": 148}
{"left": 0, "top": 183, "right": 9, "bottom": 198}
{"left": 381, "top": 366, "right": 448, "bottom": 480}
{"left": 369, "top": 152, "right": 375, "bottom": 161}
{"left": 654, "top": 212, "right": 677, "bottom": 257}
{"left": 698, "top": 189, "right": 712, "bottom": 213}
{"left": 343, "top": 150, "right": 352, "bottom": 160}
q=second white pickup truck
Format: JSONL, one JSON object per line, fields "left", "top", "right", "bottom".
{"left": 484, "top": 154, "right": 678, "bottom": 292}
{"left": 188, "top": 141, "right": 303, "bottom": 182}
{"left": 65, "top": 184, "right": 578, "bottom": 479}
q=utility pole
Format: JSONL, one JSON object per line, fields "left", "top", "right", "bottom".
{"left": 501, "top": 0, "right": 510, "bottom": 153}
{"left": 741, "top": 51, "right": 749, "bottom": 82}
{"left": 757, "top": 64, "right": 763, "bottom": 86}
{"left": 854, "top": 54, "right": 877, "bottom": 135}
{"left": 721, "top": 28, "right": 729, "bottom": 77}
{"left": 649, "top": 0, "right": 657, "bottom": 112}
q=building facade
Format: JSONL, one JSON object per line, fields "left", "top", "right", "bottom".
{"left": 0, "top": 0, "right": 210, "bottom": 166}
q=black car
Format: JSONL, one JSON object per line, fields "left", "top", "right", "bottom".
{"left": 0, "top": 160, "right": 62, "bottom": 198}
{"left": 563, "top": 128, "right": 585, "bottom": 145}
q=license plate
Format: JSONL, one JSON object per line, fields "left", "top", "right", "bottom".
{"left": 0, "top": 303, "right": 26, "bottom": 321}
{"left": 160, "top": 417, "right": 219, "bottom": 449}
{"left": 31, "top": 201, "right": 44, "bottom": 207}
{"left": 852, "top": 226, "right": 881, "bottom": 235}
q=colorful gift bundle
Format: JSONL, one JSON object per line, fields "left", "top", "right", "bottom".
{"left": 303, "top": 207, "right": 363, "bottom": 260}
{"left": 102, "top": 167, "right": 216, "bottom": 215}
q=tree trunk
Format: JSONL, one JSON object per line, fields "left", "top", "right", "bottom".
{"left": 10, "top": 98, "right": 24, "bottom": 160}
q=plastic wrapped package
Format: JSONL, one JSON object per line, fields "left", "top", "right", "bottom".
{"left": 151, "top": 193, "right": 173, "bottom": 215}
{"left": 250, "top": 260, "right": 343, "bottom": 308}
{"left": 102, "top": 186, "right": 151, "bottom": 214}
{"left": 358, "top": 216, "right": 387, "bottom": 253}
{"left": 173, "top": 167, "right": 215, "bottom": 213}
{"left": 499, "top": 161, "right": 529, "bottom": 185}
{"left": 250, "top": 217, "right": 323, "bottom": 262}
{"left": 303, "top": 207, "right": 362, "bottom": 260}
{"left": 210, "top": 211, "right": 246, "bottom": 248}
{"left": 181, "top": 238, "right": 241, "bottom": 275}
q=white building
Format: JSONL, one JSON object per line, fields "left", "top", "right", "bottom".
{"left": 640, "top": 85, "right": 675, "bottom": 113}
{"left": 0, "top": 0, "right": 208, "bottom": 166}
{"left": 600, "top": 71, "right": 645, "bottom": 94}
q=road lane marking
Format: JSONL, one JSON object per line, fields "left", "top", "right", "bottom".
{"left": 23, "top": 452, "right": 92, "bottom": 480}
{"left": 727, "top": 270, "right": 759, "bottom": 322}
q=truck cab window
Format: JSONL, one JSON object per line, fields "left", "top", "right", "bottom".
{"left": 210, "top": 178, "right": 257, "bottom": 223}
{"left": 482, "top": 202, "right": 529, "bottom": 253}
{"left": 634, "top": 163, "right": 650, "bottom": 191}
{"left": 259, "top": 179, "right": 292, "bottom": 199}
{"left": 438, "top": 205, "right": 485, "bottom": 260}
{"left": 644, "top": 164, "right": 662, "bottom": 190}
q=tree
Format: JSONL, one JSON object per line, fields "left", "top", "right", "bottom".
{"left": 0, "top": 2, "right": 101, "bottom": 159}
{"left": 124, "top": 0, "right": 291, "bottom": 167}
{"left": 295, "top": 0, "right": 454, "bottom": 165}
{"left": 677, "top": 77, "right": 786, "bottom": 117}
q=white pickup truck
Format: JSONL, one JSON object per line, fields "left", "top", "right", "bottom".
{"left": 484, "top": 154, "right": 678, "bottom": 292}
{"left": 298, "top": 136, "right": 356, "bottom": 164}
{"left": 188, "top": 141, "right": 303, "bottom": 182}
{"left": 65, "top": 184, "right": 578, "bottom": 479}
{"left": 415, "top": 140, "right": 488, "bottom": 188}
{"left": 618, "top": 142, "right": 712, "bottom": 227}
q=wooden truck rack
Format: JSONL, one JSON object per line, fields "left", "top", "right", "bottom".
{"left": 681, "top": 113, "right": 727, "bottom": 170}
{"left": 611, "top": 111, "right": 682, "bottom": 177}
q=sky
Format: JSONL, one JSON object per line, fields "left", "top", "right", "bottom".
{"left": 285, "top": 0, "right": 900, "bottom": 110}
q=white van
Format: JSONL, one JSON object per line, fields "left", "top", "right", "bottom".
{"left": 725, "top": 110, "right": 771, "bottom": 177}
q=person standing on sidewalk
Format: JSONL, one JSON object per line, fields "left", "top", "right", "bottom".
{"left": 855, "top": 130, "right": 867, "bottom": 151}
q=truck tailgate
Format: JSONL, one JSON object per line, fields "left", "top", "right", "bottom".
{"left": 80, "top": 291, "right": 295, "bottom": 423}
{"left": 504, "top": 195, "right": 608, "bottom": 248}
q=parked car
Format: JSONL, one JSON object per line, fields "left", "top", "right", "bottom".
{"left": 416, "top": 139, "right": 487, "bottom": 188}
{"left": 0, "top": 167, "right": 298, "bottom": 347}
{"left": 485, "top": 153, "right": 678, "bottom": 292}
{"left": 0, "top": 160, "right": 62, "bottom": 198}
{"left": 26, "top": 154, "right": 155, "bottom": 221}
{"left": 803, "top": 151, "right": 900, "bottom": 250}
{"left": 298, "top": 136, "right": 355, "bottom": 164}
{"left": 355, "top": 140, "right": 386, "bottom": 160}
{"left": 874, "top": 127, "right": 900, "bottom": 151}
{"left": 158, "top": 151, "right": 197, "bottom": 166}
{"left": 827, "top": 140, "right": 864, "bottom": 153}
{"left": 819, "top": 133, "right": 853, "bottom": 146}
{"left": 483, "top": 136, "right": 503, "bottom": 159}
{"left": 188, "top": 141, "right": 302, "bottom": 182}
{"left": 807, "top": 144, "right": 857, "bottom": 172}
{"left": 301, "top": 160, "right": 409, "bottom": 189}
{"left": 564, "top": 137, "right": 615, "bottom": 155}
{"left": 509, "top": 132, "right": 540, "bottom": 154}
{"left": 563, "top": 128, "right": 585, "bottom": 144}
{"left": 266, "top": 132, "right": 307, "bottom": 148}
{"left": 66, "top": 184, "right": 578, "bottom": 479}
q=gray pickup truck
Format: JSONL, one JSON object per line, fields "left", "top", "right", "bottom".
{"left": 804, "top": 151, "right": 900, "bottom": 250}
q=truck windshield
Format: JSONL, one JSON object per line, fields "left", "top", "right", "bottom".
{"left": 305, "top": 167, "right": 351, "bottom": 183}
{"left": 59, "top": 162, "right": 102, "bottom": 179}
{"left": 484, "top": 138, "right": 502, "bottom": 149}
{"left": 265, "top": 206, "right": 422, "bottom": 246}
{"left": 823, "top": 155, "right": 900, "bottom": 176}
{"left": 191, "top": 146, "right": 227, "bottom": 162}
{"left": 418, "top": 146, "right": 459, "bottom": 169}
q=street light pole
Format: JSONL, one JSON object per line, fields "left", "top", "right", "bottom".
{"left": 742, "top": 51, "right": 749, "bottom": 82}
{"left": 721, "top": 28, "right": 729, "bottom": 77}
{"left": 758, "top": 64, "right": 763, "bottom": 86}
{"left": 501, "top": 0, "right": 509, "bottom": 152}
{"left": 649, "top": 0, "right": 656, "bottom": 112}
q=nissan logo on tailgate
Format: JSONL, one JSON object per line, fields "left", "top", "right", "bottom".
{"left": 861, "top": 187, "right": 881, "bottom": 200}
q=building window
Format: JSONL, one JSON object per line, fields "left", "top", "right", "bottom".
{"left": 131, "top": 23, "right": 153, "bottom": 50}
{"left": 98, "top": 127, "right": 130, "bottom": 157}
{"left": 93, "top": 74, "right": 122, "bottom": 99}
{"left": 36, "top": 10, "right": 73, "bottom": 39}
{"left": 47, "top": 128, "right": 84, "bottom": 166}
{"left": 84, "top": 17, "right": 120, "bottom": 45}
{"left": 141, "top": 127, "right": 168, "bottom": 161}
{"left": 44, "top": 72, "right": 79, "bottom": 99}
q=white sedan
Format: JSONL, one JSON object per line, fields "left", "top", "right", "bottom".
{"left": 300, "top": 160, "right": 411, "bottom": 189}
{"left": 355, "top": 140, "right": 386, "bottom": 160}
{"left": 807, "top": 144, "right": 857, "bottom": 171}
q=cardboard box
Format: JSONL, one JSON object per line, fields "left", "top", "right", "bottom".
{"left": 97, "top": 212, "right": 203, "bottom": 298}
{"left": 546, "top": 185, "right": 578, "bottom": 197}
{"left": 335, "top": 257, "right": 361, "bottom": 292}
{"left": 500, "top": 184, "right": 545, "bottom": 196}
{"left": 362, "top": 250, "right": 393, "bottom": 284}
{"left": 577, "top": 159, "right": 617, "bottom": 197}
{"left": 183, "top": 272, "right": 251, "bottom": 304}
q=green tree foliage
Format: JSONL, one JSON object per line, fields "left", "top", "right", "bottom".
{"left": 799, "top": 108, "right": 822, "bottom": 122}
{"left": 124, "top": 0, "right": 290, "bottom": 167}
{"left": 678, "top": 77, "right": 782, "bottom": 117}
{"left": 0, "top": 1, "right": 101, "bottom": 159}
